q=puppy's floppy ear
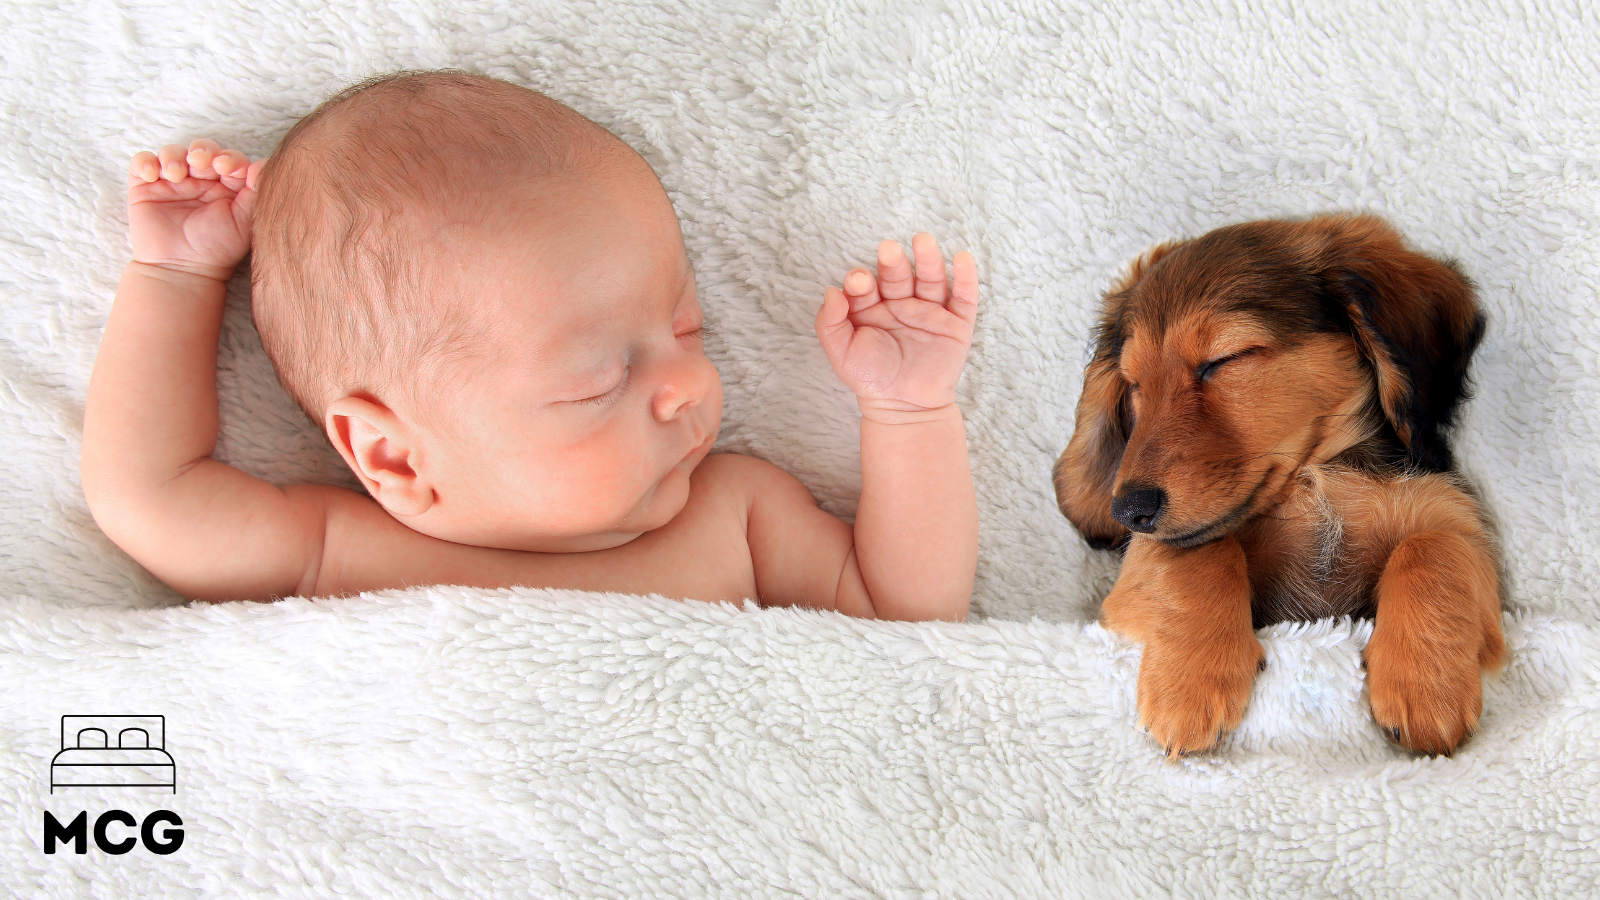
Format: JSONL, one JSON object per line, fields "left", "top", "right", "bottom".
{"left": 1309, "top": 215, "right": 1485, "bottom": 471}
{"left": 1055, "top": 243, "right": 1172, "bottom": 549}
{"left": 1107, "top": 240, "right": 1178, "bottom": 295}
{"left": 1054, "top": 350, "right": 1131, "bottom": 548}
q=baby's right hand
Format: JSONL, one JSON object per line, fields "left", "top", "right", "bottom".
{"left": 127, "top": 139, "right": 263, "bottom": 282}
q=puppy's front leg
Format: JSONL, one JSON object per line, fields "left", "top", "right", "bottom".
{"left": 1102, "top": 535, "right": 1263, "bottom": 758}
{"left": 1364, "top": 529, "right": 1505, "bottom": 756}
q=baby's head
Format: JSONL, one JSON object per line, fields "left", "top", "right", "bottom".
{"left": 252, "top": 71, "right": 722, "bottom": 552}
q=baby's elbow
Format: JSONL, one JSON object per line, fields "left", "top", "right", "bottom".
{"left": 78, "top": 470, "right": 220, "bottom": 601}
{"left": 81, "top": 487, "right": 171, "bottom": 590}
{"left": 79, "top": 456, "right": 112, "bottom": 524}
{"left": 79, "top": 450, "right": 157, "bottom": 548}
{"left": 916, "top": 596, "right": 972, "bottom": 624}
{"left": 935, "top": 569, "right": 975, "bottom": 622}
{"left": 858, "top": 586, "right": 972, "bottom": 623}
{"left": 80, "top": 468, "right": 143, "bottom": 557}
{"left": 844, "top": 559, "right": 973, "bottom": 622}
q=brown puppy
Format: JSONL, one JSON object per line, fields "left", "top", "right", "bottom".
{"left": 1054, "top": 214, "right": 1505, "bottom": 758}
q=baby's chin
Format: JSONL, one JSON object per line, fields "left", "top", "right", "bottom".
{"left": 620, "top": 458, "right": 699, "bottom": 535}
{"left": 400, "top": 504, "right": 653, "bottom": 554}
{"left": 517, "top": 528, "right": 650, "bottom": 553}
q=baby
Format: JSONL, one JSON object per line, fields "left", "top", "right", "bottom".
{"left": 82, "top": 71, "right": 979, "bottom": 621}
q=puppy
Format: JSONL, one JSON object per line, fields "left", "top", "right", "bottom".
{"left": 1054, "top": 214, "right": 1505, "bottom": 758}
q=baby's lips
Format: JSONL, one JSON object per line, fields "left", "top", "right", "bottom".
{"left": 684, "top": 430, "right": 714, "bottom": 461}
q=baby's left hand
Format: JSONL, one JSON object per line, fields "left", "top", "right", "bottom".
{"left": 816, "top": 233, "right": 979, "bottom": 414}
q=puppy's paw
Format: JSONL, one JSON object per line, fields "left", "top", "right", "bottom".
{"left": 1364, "top": 626, "right": 1484, "bottom": 756}
{"left": 1137, "top": 633, "right": 1263, "bottom": 759}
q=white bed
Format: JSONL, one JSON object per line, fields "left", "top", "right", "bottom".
{"left": 2, "top": 0, "right": 1597, "bottom": 894}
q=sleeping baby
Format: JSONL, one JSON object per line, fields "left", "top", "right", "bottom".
{"left": 81, "top": 70, "right": 980, "bottom": 620}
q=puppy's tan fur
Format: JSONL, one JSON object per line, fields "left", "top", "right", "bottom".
{"left": 1055, "top": 215, "right": 1504, "bottom": 757}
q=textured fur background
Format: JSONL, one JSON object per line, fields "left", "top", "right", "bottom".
{"left": 1, "top": 0, "right": 1596, "bottom": 893}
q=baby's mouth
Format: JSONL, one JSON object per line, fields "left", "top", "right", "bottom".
{"left": 687, "top": 432, "right": 714, "bottom": 461}
{"left": 675, "top": 431, "right": 714, "bottom": 469}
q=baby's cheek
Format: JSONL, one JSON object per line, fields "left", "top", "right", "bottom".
{"left": 552, "top": 432, "right": 653, "bottom": 523}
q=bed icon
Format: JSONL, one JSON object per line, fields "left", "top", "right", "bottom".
{"left": 50, "top": 715, "right": 176, "bottom": 793}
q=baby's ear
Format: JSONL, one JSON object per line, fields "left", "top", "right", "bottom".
{"left": 324, "top": 396, "right": 436, "bottom": 518}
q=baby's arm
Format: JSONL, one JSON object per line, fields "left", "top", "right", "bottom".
{"left": 81, "top": 141, "right": 330, "bottom": 600}
{"left": 749, "top": 235, "right": 979, "bottom": 622}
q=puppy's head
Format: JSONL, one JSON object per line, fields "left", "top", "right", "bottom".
{"left": 1054, "top": 214, "right": 1484, "bottom": 550}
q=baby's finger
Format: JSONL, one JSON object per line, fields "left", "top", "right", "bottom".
{"left": 815, "top": 286, "right": 853, "bottom": 364}
{"left": 234, "top": 162, "right": 264, "bottom": 221}
{"left": 212, "top": 149, "right": 248, "bottom": 177}
{"left": 876, "top": 240, "right": 913, "bottom": 301}
{"left": 129, "top": 151, "right": 161, "bottom": 184}
{"left": 911, "top": 232, "right": 947, "bottom": 302}
{"left": 245, "top": 158, "right": 266, "bottom": 192}
{"left": 843, "top": 268, "right": 878, "bottom": 313}
{"left": 948, "top": 250, "right": 979, "bottom": 324}
{"left": 186, "top": 139, "right": 223, "bottom": 179}
{"left": 157, "top": 144, "right": 188, "bottom": 182}
{"left": 213, "top": 150, "right": 250, "bottom": 190}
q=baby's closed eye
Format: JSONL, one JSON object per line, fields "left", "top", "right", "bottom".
{"left": 566, "top": 317, "right": 711, "bottom": 406}
{"left": 568, "top": 368, "right": 630, "bottom": 406}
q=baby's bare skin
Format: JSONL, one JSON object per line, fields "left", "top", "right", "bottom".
{"left": 83, "top": 138, "right": 979, "bottom": 620}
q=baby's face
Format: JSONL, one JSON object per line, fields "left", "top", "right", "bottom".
{"left": 416, "top": 159, "right": 722, "bottom": 552}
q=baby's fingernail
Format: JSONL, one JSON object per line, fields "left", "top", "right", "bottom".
{"left": 845, "top": 271, "right": 872, "bottom": 293}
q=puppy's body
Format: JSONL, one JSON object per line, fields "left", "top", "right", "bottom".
{"left": 1241, "top": 466, "right": 1375, "bottom": 626}
{"left": 1056, "top": 215, "right": 1504, "bottom": 758}
{"left": 1241, "top": 465, "right": 1490, "bottom": 626}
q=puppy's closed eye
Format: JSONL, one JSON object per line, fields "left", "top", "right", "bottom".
{"left": 1196, "top": 348, "right": 1259, "bottom": 383}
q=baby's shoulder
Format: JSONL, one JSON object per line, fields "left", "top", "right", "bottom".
{"left": 691, "top": 452, "right": 808, "bottom": 498}
{"left": 689, "top": 452, "right": 824, "bottom": 529}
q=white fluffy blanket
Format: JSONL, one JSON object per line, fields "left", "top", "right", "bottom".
{"left": 2, "top": 0, "right": 1597, "bottom": 893}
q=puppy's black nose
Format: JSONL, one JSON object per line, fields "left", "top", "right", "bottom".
{"left": 1111, "top": 486, "right": 1166, "bottom": 533}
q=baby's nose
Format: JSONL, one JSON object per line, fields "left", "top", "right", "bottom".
{"left": 651, "top": 353, "right": 716, "bottom": 422}
{"left": 653, "top": 383, "right": 692, "bottom": 422}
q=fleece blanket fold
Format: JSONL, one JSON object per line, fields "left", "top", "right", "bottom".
{"left": 2, "top": 0, "right": 1597, "bottom": 894}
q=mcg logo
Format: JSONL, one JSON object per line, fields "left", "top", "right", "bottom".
{"left": 42, "top": 715, "right": 185, "bottom": 855}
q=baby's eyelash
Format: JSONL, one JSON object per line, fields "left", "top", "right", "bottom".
{"left": 572, "top": 368, "right": 630, "bottom": 406}
{"left": 570, "top": 321, "right": 705, "bottom": 407}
